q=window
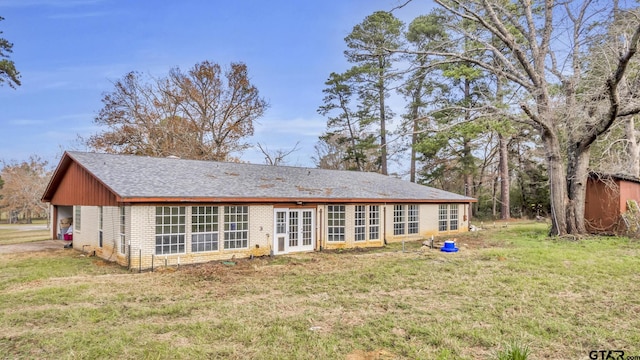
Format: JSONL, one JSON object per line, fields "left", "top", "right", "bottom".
{"left": 302, "top": 211, "right": 312, "bottom": 246}
{"left": 98, "top": 206, "right": 103, "bottom": 247}
{"left": 289, "top": 211, "right": 299, "bottom": 247}
{"left": 450, "top": 205, "right": 459, "bottom": 231}
{"left": 327, "top": 205, "right": 345, "bottom": 242}
{"left": 408, "top": 205, "right": 419, "bottom": 234}
{"left": 354, "top": 205, "right": 366, "bottom": 241}
{"left": 224, "top": 206, "right": 248, "bottom": 249}
{"left": 439, "top": 205, "right": 448, "bottom": 231}
{"left": 369, "top": 205, "right": 379, "bottom": 240}
{"left": 119, "top": 206, "right": 126, "bottom": 254}
{"left": 155, "top": 206, "right": 186, "bottom": 255}
{"left": 276, "top": 211, "right": 286, "bottom": 234}
{"left": 74, "top": 206, "right": 81, "bottom": 231}
{"left": 192, "top": 206, "right": 218, "bottom": 252}
{"left": 393, "top": 205, "right": 405, "bottom": 235}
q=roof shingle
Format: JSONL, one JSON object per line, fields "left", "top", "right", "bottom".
{"left": 64, "top": 151, "right": 475, "bottom": 203}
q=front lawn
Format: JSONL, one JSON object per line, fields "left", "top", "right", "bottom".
{"left": 0, "top": 222, "right": 638, "bottom": 359}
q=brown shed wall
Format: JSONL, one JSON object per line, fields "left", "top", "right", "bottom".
{"left": 585, "top": 177, "right": 621, "bottom": 233}
{"left": 619, "top": 180, "right": 640, "bottom": 213}
{"left": 49, "top": 162, "right": 119, "bottom": 206}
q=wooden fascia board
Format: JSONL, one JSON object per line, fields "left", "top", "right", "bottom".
{"left": 119, "top": 197, "right": 477, "bottom": 204}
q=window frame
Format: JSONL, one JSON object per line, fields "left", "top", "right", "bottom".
{"left": 450, "top": 204, "right": 459, "bottom": 231}
{"left": 119, "top": 206, "right": 126, "bottom": 254}
{"left": 354, "top": 205, "right": 366, "bottom": 241}
{"left": 408, "top": 204, "right": 419, "bottom": 234}
{"left": 191, "top": 206, "right": 219, "bottom": 252}
{"left": 74, "top": 206, "right": 81, "bottom": 231}
{"left": 327, "top": 205, "right": 345, "bottom": 242}
{"left": 155, "top": 206, "right": 186, "bottom": 255}
{"left": 223, "top": 205, "right": 248, "bottom": 250}
{"left": 438, "top": 204, "right": 448, "bottom": 231}
{"left": 289, "top": 210, "right": 299, "bottom": 247}
{"left": 302, "top": 210, "right": 313, "bottom": 246}
{"left": 98, "top": 206, "right": 103, "bottom": 248}
{"left": 368, "top": 205, "right": 380, "bottom": 240}
{"left": 393, "top": 205, "right": 405, "bottom": 235}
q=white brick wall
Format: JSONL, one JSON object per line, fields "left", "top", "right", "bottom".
{"left": 71, "top": 205, "right": 99, "bottom": 250}
{"left": 84, "top": 202, "right": 470, "bottom": 269}
{"left": 319, "top": 204, "right": 384, "bottom": 250}
{"left": 123, "top": 205, "right": 274, "bottom": 270}
{"left": 337, "top": 203, "right": 469, "bottom": 245}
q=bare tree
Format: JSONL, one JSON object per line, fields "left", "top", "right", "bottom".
{"left": 87, "top": 61, "right": 268, "bottom": 161}
{"left": 0, "top": 156, "right": 50, "bottom": 224}
{"left": 256, "top": 142, "right": 301, "bottom": 166}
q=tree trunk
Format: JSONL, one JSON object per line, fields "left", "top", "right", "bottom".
{"left": 465, "top": 173, "right": 474, "bottom": 219}
{"left": 462, "top": 77, "right": 475, "bottom": 218}
{"left": 410, "top": 117, "right": 418, "bottom": 182}
{"left": 498, "top": 133, "right": 511, "bottom": 220}
{"left": 378, "top": 58, "right": 388, "bottom": 175}
{"left": 492, "top": 175, "right": 498, "bottom": 218}
{"left": 516, "top": 141, "right": 529, "bottom": 217}
{"left": 408, "top": 68, "right": 427, "bottom": 183}
{"left": 566, "top": 144, "right": 590, "bottom": 234}
{"left": 626, "top": 116, "right": 640, "bottom": 177}
{"left": 545, "top": 131, "right": 568, "bottom": 236}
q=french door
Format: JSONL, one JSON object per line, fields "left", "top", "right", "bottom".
{"left": 273, "top": 208, "right": 314, "bottom": 254}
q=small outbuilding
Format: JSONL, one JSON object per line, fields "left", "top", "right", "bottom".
{"left": 42, "top": 151, "right": 476, "bottom": 269}
{"left": 585, "top": 172, "right": 640, "bottom": 234}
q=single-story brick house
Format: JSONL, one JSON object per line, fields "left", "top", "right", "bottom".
{"left": 42, "top": 151, "right": 476, "bottom": 269}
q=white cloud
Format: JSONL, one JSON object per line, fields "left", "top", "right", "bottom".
{"left": 8, "top": 118, "right": 45, "bottom": 126}
{"left": 14, "top": 63, "right": 131, "bottom": 93}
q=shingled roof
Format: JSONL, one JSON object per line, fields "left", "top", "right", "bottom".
{"left": 43, "top": 151, "right": 476, "bottom": 204}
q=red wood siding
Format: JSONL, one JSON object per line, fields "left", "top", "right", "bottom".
{"left": 585, "top": 177, "right": 640, "bottom": 234}
{"left": 49, "top": 162, "right": 119, "bottom": 206}
{"left": 585, "top": 177, "right": 621, "bottom": 233}
{"left": 619, "top": 180, "right": 640, "bottom": 213}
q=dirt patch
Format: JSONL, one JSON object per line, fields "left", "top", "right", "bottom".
{"left": 0, "top": 240, "right": 67, "bottom": 254}
{"left": 346, "top": 349, "right": 396, "bottom": 360}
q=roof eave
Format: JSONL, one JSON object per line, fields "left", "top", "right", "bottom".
{"left": 117, "top": 196, "right": 478, "bottom": 204}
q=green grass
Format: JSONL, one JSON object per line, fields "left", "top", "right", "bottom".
{"left": 1, "top": 222, "right": 639, "bottom": 359}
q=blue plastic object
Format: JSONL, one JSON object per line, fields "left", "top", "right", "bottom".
{"left": 440, "top": 240, "right": 459, "bottom": 252}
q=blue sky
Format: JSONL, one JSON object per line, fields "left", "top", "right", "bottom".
{"left": 0, "top": 0, "right": 433, "bottom": 169}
